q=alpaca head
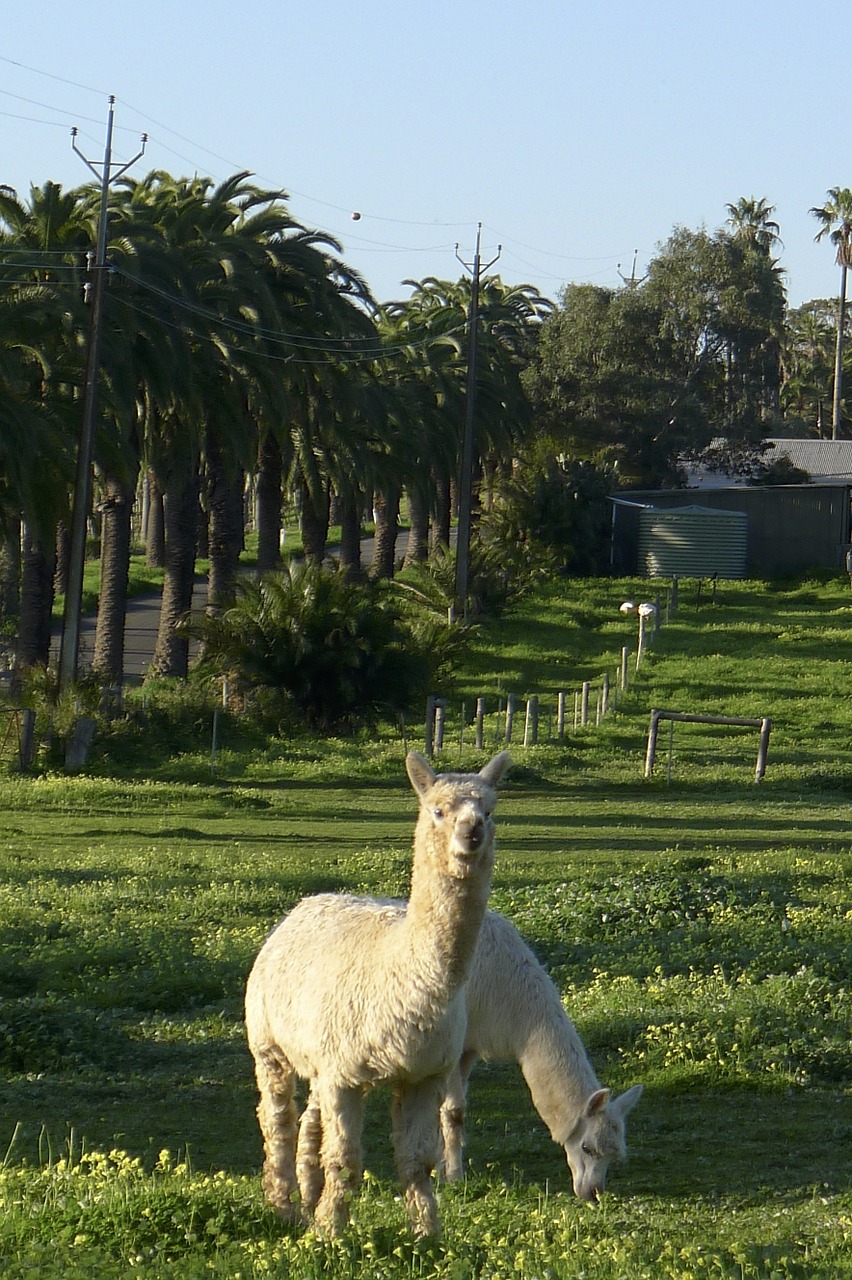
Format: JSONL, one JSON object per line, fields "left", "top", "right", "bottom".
{"left": 564, "top": 1084, "right": 643, "bottom": 1201}
{"left": 405, "top": 751, "right": 511, "bottom": 881}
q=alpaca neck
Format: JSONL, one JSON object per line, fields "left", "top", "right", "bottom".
{"left": 404, "top": 855, "right": 492, "bottom": 995}
{"left": 515, "top": 977, "right": 600, "bottom": 1146}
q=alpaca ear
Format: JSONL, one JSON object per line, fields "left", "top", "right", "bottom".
{"left": 610, "top": 1084, "right": 643, "bottom": 1118}
{"left": 478, "top": 751, "right": 511, "bottom": 786}
{"left": 585, "top": 1088, "right": 611, "bottom": 1116}
{"left": 406, "top": 751, "right": 436, "bottom": 796}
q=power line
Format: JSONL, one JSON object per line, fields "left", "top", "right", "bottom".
{"left": 108, "top": 286, "right": 467, "bottom": 365}
{"left": 1, "top": 53, "right": 636, "bottom": 299}
{"left": 0, "top": 54, "right": 106, "bottom": 97}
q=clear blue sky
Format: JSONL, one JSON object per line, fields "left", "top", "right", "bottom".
{"left": 2, "top": 0, "right": 847, "bottom": 309}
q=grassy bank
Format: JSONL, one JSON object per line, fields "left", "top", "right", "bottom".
{"left": 1, "top": 574, "right": 850, "bottom": 1276}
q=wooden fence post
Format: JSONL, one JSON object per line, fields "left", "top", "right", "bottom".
{"left": 581, "top": 681, "right": 590, "bottom": 726}
{"left": 19, "top": 709, "right": 35, "bottom": 771}
{"left": 424, "top": 695, "right": 436, "bottom": 757}
{"left": 475, "top": 697, "right": 486, "bottom": 750}
{"left": 434, "top": 699, "right": 446, "bottom": 752}
{"left": 523, "top": 696, "right": 539, "bottom": 746}
{"left": 65, "top": 716, "right": 97, "bottom": 773}
{"left": 505, "top": 693, "right": 516, "bottom": 743}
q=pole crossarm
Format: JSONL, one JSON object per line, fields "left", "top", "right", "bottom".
{"left": 644, "top": 707, "right": 772, "bottom": 783}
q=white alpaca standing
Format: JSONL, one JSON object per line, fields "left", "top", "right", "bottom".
{"left": 439, "top": 910, "right": 643, "bottom": 1199}
{"left": 244, "top": 749, "right": 511, "bottom": 1237}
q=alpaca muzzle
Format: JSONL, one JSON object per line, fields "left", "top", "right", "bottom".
{"left": 451, "top": 813, "right": 487, "bottom": 857}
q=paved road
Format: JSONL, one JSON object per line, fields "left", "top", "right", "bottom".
{"left": 51, "top": 580, "right": 208, "bottom": 684}
{"left": 53, "top": 529, "right": 422, "bottom": 683}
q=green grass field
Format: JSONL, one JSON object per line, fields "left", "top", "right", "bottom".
{"left": 0, "top": 574, "right": 850, "bottom": 1277}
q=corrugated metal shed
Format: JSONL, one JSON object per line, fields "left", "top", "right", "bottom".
{"left": 638, "top": 506, "right": 747, "bottom": 579}
{"left": 611, "top": 484, "right": 852, "bottom": 576}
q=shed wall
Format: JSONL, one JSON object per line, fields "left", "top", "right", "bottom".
{"left": 612, "top": 485, "right": 852, "bottom": 576}
{"left": 638, "top": 508, "right": 747, "bottom": 578}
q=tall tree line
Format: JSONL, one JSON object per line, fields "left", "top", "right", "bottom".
{"left": 0, "top": 172, "right": 550, "bottom": 686}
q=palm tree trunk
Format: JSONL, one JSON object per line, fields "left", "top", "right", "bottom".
{"left": 92, "top": 474, "right": 134, "bottom": 686}
{"left": 298, "top": 475, "right": 329, "bottom": 565}
{"left": 371, "top": 484, "right": 400, "bottom": 579}
{"left": 18, "top": 520, "right": 55, "bottom": 670}
{"left": 0, "top": 515, "right": 21, "bottom": 626}
{"left": 433, "top": 472, "right": 452, "bottom": 550}
{"left": 404, "top": 486, "right": 430, "bottom": 565}
{"left": 256, "top": 430, "right": 283, "bottom": 574}
{"left": 337, "top": 488, "right": 363, "bottom": 580}
{"left": 147, "top": 471, "right": 200, "bottom": 680}
{"left": 145, "top": 469, "right": 166, "bottom": 568}
{"left": 54, "top": 523, "right": 70, "bottom": 599}
{"left": 206, "top": 428, "right": 245, "bottom": 610}
{"left": 832, "top": 261, "right": 847, "bottom": 439}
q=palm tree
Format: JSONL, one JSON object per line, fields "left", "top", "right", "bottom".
{"left": 0, "top": 182, "right": 89, "bottom": 668}
{"left": 94, "top": 170, "right": 382, "bottom": 680}
{"left": 725, "top": 197, "right": 781, "bottom": 254}
{"left": 810, "top": 187, "right": 852, "bottom": 438}
{"left": 719, "top": 198, "right": 787, "bottom": 426}
{"left": 377, "top": 274, "right": 551, "bottom": 590}
{"left": 781, "top": 303, "right": 836, "bottom": 435}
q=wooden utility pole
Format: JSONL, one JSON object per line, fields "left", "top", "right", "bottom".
{"left": 58, "top": 98, "right": 146, "bottom": 691}
{"left": 454, "top": 225, "right": 500, "bottom": 620}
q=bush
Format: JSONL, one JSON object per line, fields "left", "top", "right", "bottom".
{"left": 481, "top": 452, "right": 615, "bottom": 577}
{"left": 395, "top": 542, "right": 522, "bottom": 619}
{"left": 182, "top": 561, "right": 442, "bottom": 731}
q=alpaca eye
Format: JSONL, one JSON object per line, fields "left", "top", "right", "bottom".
{"left": 433, "top": 808, "right": 444, "bottom": 820}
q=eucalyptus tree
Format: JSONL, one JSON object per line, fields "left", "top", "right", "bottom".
{"left": 525, "top": 277, "right": 700, "bottom": 487}
{"left": 810, "top": 187, "right": 852, "bottom": 438}
{"left": 527, "top": 218, "right": 787, "bottom": 488}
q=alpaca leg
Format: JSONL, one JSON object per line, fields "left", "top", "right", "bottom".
{"left": 296, "top": 1087, "right": 324, "bottom": 1216}
{"left": 392, "top": 1077, "right": 444, "bottom": 1237}
{"left": 253, "top": 1046, "right": 301, "bottom": 1222}
{"left": 439, "top": 1050, "right": 477, "bottom": 1181}
{"left": 313, "top": 1082, "right": 365, "bottom": 1237}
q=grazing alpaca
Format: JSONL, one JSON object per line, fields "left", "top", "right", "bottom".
{"left": 298, "top": 911, "right": 643, "bottom": 1204}
{"left": 439, "top": 910, "right": 643, "bottom": 1199}
{"left": 244, "top": 749, "right": 511, "bottom": 1237}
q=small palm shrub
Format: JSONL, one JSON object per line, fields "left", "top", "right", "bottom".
{"left": 396, "top": 541, "right": 521, "bottom": 618}
{"left": 184, "top": 561, "right": 455, "bottom": 731}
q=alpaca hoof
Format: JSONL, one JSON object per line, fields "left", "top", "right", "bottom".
{"left": 405, "top": 1185, "right": 441, "bottom": 1238}
{"left": 261, "top": 1176, "right": 302, "bottom": 1224}
{"left": 314, "top": 1189, "right": 350, "bottom": 1238}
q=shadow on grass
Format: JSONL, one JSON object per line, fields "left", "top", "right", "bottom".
{"left": 4, "top": 1054, "right": 848, "bottom": 1205}
{"left": 445, "top": 1062, "right": 851, "bottom": 1201}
